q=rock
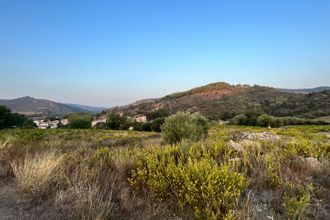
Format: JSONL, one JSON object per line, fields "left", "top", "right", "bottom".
{"left": 228, "top": 140, "right": 244, "bottom": 152}
{"left": 239, "top": 139, "right": 255, "bottom": 147}
{"left": 243, "top": 190, "right": 276, "bottom": 220}
{"left": 231, "top": 132, "right": 280, "bottom": 142}
{"left": 228, "top": 139, "right": 260, "bottom": 153}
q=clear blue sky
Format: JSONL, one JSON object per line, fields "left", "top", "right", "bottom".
{"left": 1, "top": 0, "right": 329, "bottom": 106}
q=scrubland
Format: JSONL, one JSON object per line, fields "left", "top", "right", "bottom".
{"left": 0, "top": 125, "right": 329, "bottom": 219}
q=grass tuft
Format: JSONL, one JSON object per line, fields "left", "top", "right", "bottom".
{"left": 10, "top": 150, "right": 63, "bottom": 196}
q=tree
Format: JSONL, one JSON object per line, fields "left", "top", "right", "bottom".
{"left": 94, "top": 122, "right": 108, "bottom": 129}
{"left": 0, "top": 105, "right": 36, "bottom": 129}
{"left": 230, "top": 114, "right": 247, "bottom": 125}
{"left": 147, "top": 109, "right": 169, "bottom": 121}
{"left": 68, "top": 113, "right": 92, "bottom": 129}
{"left": 257, "top": 114, "right": 284, "bottom": 127}
{"left": 150, "top": 118, "right": 165, "bottom": 132}
{"left": 256, "top": 114, "right": 274, "bottom": 127}
{"left": 131, "top": 121, "right": 143, "bottom": 131}
{"left": 107, "top": 113, "right": 130, "bottom": 130}
{"left": 161, "top": 112, "right": 209, "bottom": 144}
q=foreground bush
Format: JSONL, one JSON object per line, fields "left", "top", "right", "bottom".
{"left": 161, "top": 112, "right": 208, "bottom": 144}
{"left": 10, "top": 150, "right": 63, "bottom": 196}
{"left": 130, "top": 143, "right": 245, "bottom": 219}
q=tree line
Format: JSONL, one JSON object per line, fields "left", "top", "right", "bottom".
{"left": 0, "top": 105, "right": 36, "bottom": 129}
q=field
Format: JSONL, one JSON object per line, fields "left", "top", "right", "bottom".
{"left": 0, "top": 125, "right": 329, "bottom": 219}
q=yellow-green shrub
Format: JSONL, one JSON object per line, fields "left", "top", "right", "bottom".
{"left": 282, "top": 182, "right": 312, "bottom": 218}
{"left": 284, "top": 140, "right": 329, "bottom": 159}
{"left": 130, "top": 144, "right": 245, "bottom": 219}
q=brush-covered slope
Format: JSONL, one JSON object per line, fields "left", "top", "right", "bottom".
{"left": 108, "top": 82, "right": 330, "bottom": 120}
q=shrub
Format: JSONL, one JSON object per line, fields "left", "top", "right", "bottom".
{"left": 230, "top": 114, "right": 247, "bottom": 125}
{"left": 130, "top": 144, "right": 245, "bottom": 219}
{"left": 107, "top": 113, "right": 130, "bottom": 130}
{"left": 94, "top": 122, "right": 108, "bottom": 129}
{"left": 146, "top": 109, "right": 169, "bottom": 121}
{"left": 150, "top": 118, "right": 165, "bottom": 132}
{"left": 282, "top": 183, "right": 312, "bottom": 218}
{"left": 10, "top": 150, "right": 63, "bottom": 196}
{"left": 68, "top": 113, "right": 92, "bottom": 129}
{"left": 256, "top": 114, "right": 274, "bottom": 127}
{"left": 131, "top": 121, "right": 143, "bottom": 131}
{"left": 161, "top": 112, "right": 208, "bottom": 144}
{"left": 0, "top": 105, "right": 36, "bottom": 129}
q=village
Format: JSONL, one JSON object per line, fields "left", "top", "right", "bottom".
{"left": 33, "top": 114, "right": 148, "bottom": 129}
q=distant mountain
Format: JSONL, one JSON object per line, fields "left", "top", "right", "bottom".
{"left": 107, "top": 82, "right": 330, "bottom": 120}
{"left": 65, "top": 103, "right": 106, "bottom": 113}
{"left": 0, "top": 96, "right": 97, "bottom": 117}
{"left": 278, "top": 86, "right": 330, "bottom": 94}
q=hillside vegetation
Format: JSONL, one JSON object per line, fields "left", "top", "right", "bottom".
{"left": 0, "top": 97, "right": 96, "bottom": 118}
{"left": 0, "top": 124, "right": 329, "bottom": 219}
{"left": 109, "top": 82, "right": 330, "bottom": 120}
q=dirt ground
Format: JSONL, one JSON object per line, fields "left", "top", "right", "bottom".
{"left": 0, "top": 180, "right": 55, "bottom": 220}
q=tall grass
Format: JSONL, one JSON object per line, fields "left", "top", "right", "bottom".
{"left": 56, "top": 166, "right": 115, "bottom": 219}
{"left": 10, "top": 150, "right": 63, "bottom": 195}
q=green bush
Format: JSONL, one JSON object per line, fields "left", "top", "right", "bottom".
{"left": 230, "top": 114, "right": 247, "bottom": 125}
{"left": 161, "top": 112, "right": 208, "bottom": 144}
{"left": 130, "top": 143, "right": 245, "bottom": 219}
{"left": 68, "top": 113, "right": 92, "bottom": 129}
{"left": 0, "top": 105, "right": 36, "bottom": 129}
{"left": 150, "top": 118, "right": 165, "bottom": 132}
{"left": 94, "top": 122, "right": 108, "bottom": 129}
{"left": 256, "top": 114, "right": 274, "bottom": 127}
{"left": 282, "top": 183, "right": 312, "bottom": 218}
{"left": 107, "top": 113, "right": 130, "bottom": 130}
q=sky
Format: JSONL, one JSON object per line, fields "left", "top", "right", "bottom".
{"left": 0, "top": 0, "right": 329, "bottom": 107}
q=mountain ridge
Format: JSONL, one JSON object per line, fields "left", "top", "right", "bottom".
{"left": 0, "top": 96, "right": 101, "bottom": 117}
{"left": 277, "top": 86, "right": 330, "bottom": 94}
{"left": 107, "top": 82, "right": 330, "bottom": 120}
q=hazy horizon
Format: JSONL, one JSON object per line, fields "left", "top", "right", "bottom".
{"left": 1, "top": 0, "right": 330, "bottom": 106}
{"left": 1, "top": 82, "right": 329, "bottom": 108}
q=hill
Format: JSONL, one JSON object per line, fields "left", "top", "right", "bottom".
{"left": 108, "top": 82, "right": 330, "bottom": 120}
{"left": 277, "top": 86, "right": 330, "bottom": 94}
{"left": 0, "top": 96, "right": 90, "bottom": 117}
{"left": 64, "top": 103, "right": 106, "bottom": 113}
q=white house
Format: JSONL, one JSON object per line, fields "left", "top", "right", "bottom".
{"left": 49, "top": 120, "right": 60, "bottom": 129}
{"left": 61, "top": 119, "right": 69, "bottom": 126}
{"left": 133, "top": 115, "right": 147, "bottom": 123}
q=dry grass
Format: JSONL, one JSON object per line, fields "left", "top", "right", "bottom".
{"left": 10, "top": 150, "right": 63, "bottom": 196}
{"left": 1, "top": 126, "right": 329, "bottom": 219}
{"left": 0, "top": 137, "right": 14, "bottom": 160}
{"left": 56, "top": 167, "right": 115, "bottom": 220}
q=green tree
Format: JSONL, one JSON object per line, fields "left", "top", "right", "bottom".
{"left": 68, "top": 113, "right": 92, "bottom": 129}
{"left": 150, "top": 118, "right": 165, "bottom": 132}
{"left": 161, "top": 112, "right": 208, "bottom": 144}
{"left": 256, "top": 114, "right": 274, "bottom": 127}
{"left": 0, "top": 105, "right": 36, "bottom": 129}
{"left": 230, "top": 114, "right": 247, "bottom": 125}
{"left": 147, "top": 109, "right": 169, "bottom": 121}
{"left": 94, "top": 122, "right": 108, "bottom": 129}
{"left": 107, "top": 113, "right": 130, "bottom": 130}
